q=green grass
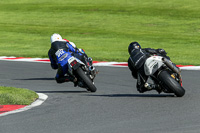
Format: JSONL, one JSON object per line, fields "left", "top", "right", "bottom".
{"left": 0, "top": 86, "right": 38, "bottom": 105}
{"left": 0, "top": 0, "right": 200, "bottom": 65}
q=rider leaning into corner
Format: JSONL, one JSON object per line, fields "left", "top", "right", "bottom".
{"left": 128, "top": 42, "right": 171, "bottom": 93}
{"left": 48, "top": 33, "right": 93, "bottom": 85}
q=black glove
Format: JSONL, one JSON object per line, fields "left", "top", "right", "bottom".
{"left": 144, "top": 48, "right": 157, "bottom": 54}
{"left": 156, "top": 49, "right": 171, "bottom": 60}
{"left": 156, "top": 49, "right": 167, "bottom": 55}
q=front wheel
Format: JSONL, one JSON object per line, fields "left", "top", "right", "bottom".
{"left": 158, "top": 70, "right": 185, "bottom": 97}
{"left": 75, "top": 67, "right": 97, "bottom": 92}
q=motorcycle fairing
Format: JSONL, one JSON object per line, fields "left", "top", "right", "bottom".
{"left": 144, "top": 56, "right": 164, "bottom": 76}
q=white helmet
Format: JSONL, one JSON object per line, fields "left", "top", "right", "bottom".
{"left": 50, "top": 33, "right": 63, "bottom": 43}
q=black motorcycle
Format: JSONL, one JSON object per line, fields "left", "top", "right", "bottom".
{"left": 140, "top": 55, "right": 185, "bottom": 97}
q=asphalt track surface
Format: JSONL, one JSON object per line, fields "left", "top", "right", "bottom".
{"left": 0, "top": 61, "right": 200, "bottom": 133}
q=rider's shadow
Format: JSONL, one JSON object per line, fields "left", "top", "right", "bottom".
{"left": 36, "top": 90, "right": 88, "bottom": 94}
{"left": 13, "top": 78, "right": 55, "bottom": 80}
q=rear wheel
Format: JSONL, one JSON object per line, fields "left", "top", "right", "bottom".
{"left": 158, "top": 70, "right": 185, "bottom": 97}
{"left": 75, "top": 67, "right": 97, "bottom": 92}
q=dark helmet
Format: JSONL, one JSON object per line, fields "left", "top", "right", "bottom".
{"left": 128, "top": 42, "right": 141, "bottom": 55}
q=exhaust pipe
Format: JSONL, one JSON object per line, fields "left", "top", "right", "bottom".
{"left": 89, "top": 66, "right": 98, "bottom": 79}
{"left": 89, "top": 66, "right": 95, "bottom": 71}
{"left": 88, "top": 57, "right": 93, "bottom": 65}
{"left": 88, "top": 57, "right": 93, "bottom": 62}
{"left": 162, "top": 58, "right": 181, "bottom": 74}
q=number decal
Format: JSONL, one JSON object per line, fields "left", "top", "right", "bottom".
{"left": 55, "top": 49, "right": 65, "bottom": 57}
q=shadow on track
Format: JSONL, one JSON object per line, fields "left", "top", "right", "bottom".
{"left": 36, "top": 90, "right": 88, "bottom": 94}
{"left": 83, "top": 94, "right": 175, "bottom": 97}
{"left": 13, "top": 78, "right": 54, "bottom": 80}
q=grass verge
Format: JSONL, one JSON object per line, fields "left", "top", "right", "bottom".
{"left": 0, "top": 86, "right": 38, "bottom": 105}
{"left": 0, "top": 0, "right": 199, "bottom": 65}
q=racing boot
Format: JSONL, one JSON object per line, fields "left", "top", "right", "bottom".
{"left": 137, "top": 87, "right": 148, "bottom": 93}
{"left": 56, "top": 76, "right": 77, "bottom": 84}
{"left": 137, "top": 84, "right": 149, "bottom": 93}
{"left": 144, "top": 83, "right": 161, "bottom": 94}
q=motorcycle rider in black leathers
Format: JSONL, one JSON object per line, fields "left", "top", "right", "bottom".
{"left": 48, "top": 33, "right": 92, "bottom": 84}
{"left": 128, "top": 42, "right": 170, "bottom": 93}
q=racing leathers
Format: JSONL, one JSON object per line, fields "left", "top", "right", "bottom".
{"left": 128, "top": 48, "right": 170, "bottom": 93}
{"left": 48, "top": 40, "right": 91, "bottom": 84}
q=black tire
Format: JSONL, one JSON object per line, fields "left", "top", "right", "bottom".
{"left": 158, "top": 70, "right": 185, "bottom": 97}
{"left": 75, "top": 67, "right": 97, "bottom": 92}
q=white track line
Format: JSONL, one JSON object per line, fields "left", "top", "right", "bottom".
{"left": 0, "top": 56, "right": 199, "bottom": 69}
{"left": 0, "top": 93, "right": 48, "bottom": 117}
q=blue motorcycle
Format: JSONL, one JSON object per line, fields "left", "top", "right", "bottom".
{"left": 56, "top": 49, "right": 97, "bottom": 92}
